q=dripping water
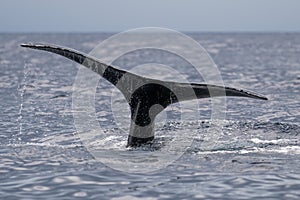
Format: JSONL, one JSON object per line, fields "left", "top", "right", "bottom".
{"left": 17, "top": 64, "right": 30, "bottom": 143}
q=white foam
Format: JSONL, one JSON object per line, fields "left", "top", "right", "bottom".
{"left": 250, "top": 138, "right": 295, "bottom": 144}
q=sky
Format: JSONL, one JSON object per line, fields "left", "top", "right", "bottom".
{"left": 1, "top": 0, "right": 300, "bottom": 32}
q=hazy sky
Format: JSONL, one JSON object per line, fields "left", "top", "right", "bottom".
{"left": 1, "top": 0, "right": 300, "bottom": 32}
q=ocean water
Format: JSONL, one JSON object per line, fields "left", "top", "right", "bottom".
{"left": 0, "top": 33, "right": 300, "bottom": 199}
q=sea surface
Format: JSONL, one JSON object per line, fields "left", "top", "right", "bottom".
{"left": 0, "top": 33, "right": 300, "bottom": 199}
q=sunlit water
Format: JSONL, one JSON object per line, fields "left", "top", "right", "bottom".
{"left": 0, "top": 33, "right": 300, "bottom": 199}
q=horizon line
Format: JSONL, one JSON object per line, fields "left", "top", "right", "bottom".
{"left": 1, "top": 30, "right": 300, "bottom": 34}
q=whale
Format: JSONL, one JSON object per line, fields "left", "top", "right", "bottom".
{"left": 21, "top": 43, "right": 268, "bottom": 147}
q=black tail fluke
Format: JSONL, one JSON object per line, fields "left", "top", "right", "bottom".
{"left": 21, "top": 43, "right": 267, "bottom": 147}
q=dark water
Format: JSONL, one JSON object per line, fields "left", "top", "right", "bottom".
{"left": 0, "top": 33, "right": 300, "bottom": 199}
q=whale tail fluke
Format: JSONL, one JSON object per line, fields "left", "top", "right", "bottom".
{"left": 21, "top": 43, "right": 267, "bottom": 147}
